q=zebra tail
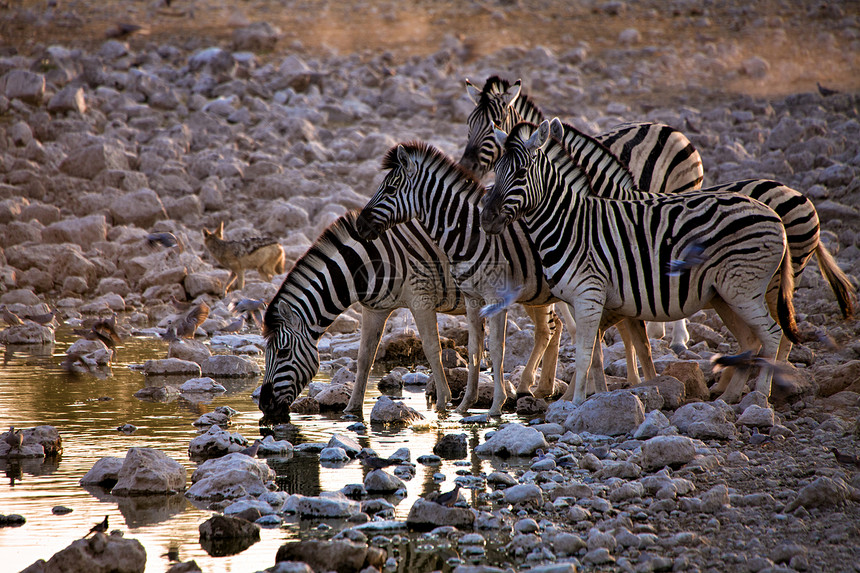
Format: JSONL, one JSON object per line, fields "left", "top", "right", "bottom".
{"left": 777, "top": 247, "right": 801, "bottom": 344}
{"left": 814, "top": 242, "right": 856, "bottom": 319}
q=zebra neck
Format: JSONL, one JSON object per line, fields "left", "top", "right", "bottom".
{"left": 508, "top": 96, "right": 544, "bottom": 130}
{"left": 416, "top": 170, "right": 486, "bottom": 263}
{"left": 560, "top": 126, "right": 639, "bottom": 196}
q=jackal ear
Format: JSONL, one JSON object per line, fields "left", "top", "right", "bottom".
{"left": 503, "top": 79, "right": 522, "bottom": 108}
{"left": 549, "top": 117, "right": 565, "bottom": 142}
{"left": 493, "top": 124, "right": 508, "bottom": 148}
{"left": 217, "top": 221, "right": 224, "bottom": 236}
{"left": 396, "top": 145, "right": 417, "bottom": 177}
{"left": 465, "top": 78, "right": 481, "bottom": 105}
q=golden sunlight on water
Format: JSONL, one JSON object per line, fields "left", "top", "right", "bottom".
{"left": 0, "top": 327, "right": 516, "bottom": 572}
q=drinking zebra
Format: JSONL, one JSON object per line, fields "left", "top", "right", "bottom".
{"left": 481, "top": 120, "right": 800, "bottom": 405}
{"left": 460, "top": 75, "right": 704, "bottom": 351}
{"left": 259, "top": 213, "right": 562, "bottom": 419}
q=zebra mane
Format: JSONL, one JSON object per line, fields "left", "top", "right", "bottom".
{"left": 477, "top": 75, "right": 544, "bottom": 121}
{"left": 383, "top": 142, "right": 485, "bottom": 191}
{"left": 263, "top": 211, "right": 364, "bottom": 340}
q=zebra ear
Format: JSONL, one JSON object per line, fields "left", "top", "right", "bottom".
{"left": 549, "top": 117, "right": 565, "bottom": 142}
{"left": 396, "top": 145, "right": 417, "bottom": 176}
{"left": 503, "top": 79, "right": 522, "bottom": 108}
{"left": 525, "top": 121, "right": 550, "bottom": 155}
{"left": 277, "top": 300, "right": 302, "bottom": 330}
{"left": 493, "top": 124, "right": 508, "bottom": 148}
{"left": 465, "top": 79, "right": 481, "bottom": 104}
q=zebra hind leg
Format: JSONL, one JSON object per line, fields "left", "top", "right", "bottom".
{"left": 668, "top": 319, "right": 690, "bottom": 354}
{"left": 455, "top": 302, "right": 485, "bottom": 414}
{"left": 520, "top": 305, "right": 555, "bottom": 398}
{"left": 486, "top": 311, "right": 510, "bottom": 416}
{"left": 535, "top": 310, "right": 562, "bottom": 399}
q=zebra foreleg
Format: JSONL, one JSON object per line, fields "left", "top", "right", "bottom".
{"left": 411, "top": 306, "right": 452, "bottom": 411}
{"left": 519, "top": 305, "right": 555, "bottom": 397}
{"left": 556, "top": 303, "right": 576, "bottom": 339}
{"left": 344, "top": 308, "right": 390, "bottom": 415}
{"left": 586, "top": 329, "right": 607, "bottom": 395}
{"left": 617, "top": 318, "right": 657, "bottom": 385}
{"left": 535, "top": 310, "right": 562, "bottom": 399}
{"left": 456, "top": 302, "right": 485, "bottom": 413}
{"left": 486, "top": 310, "right": 510, "bottom": 416}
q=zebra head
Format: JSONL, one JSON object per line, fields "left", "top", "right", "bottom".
{"left": 356, "top": 144, "right": 420, "bottom": 241}
{"left": 259, "top": 299, "right": 319, "bottom": 419}
{"left": 459, "top": 77, "right": 523, "bottom": 179}
{"left": 480, "top": 120, "right": 551, "bottom": 235}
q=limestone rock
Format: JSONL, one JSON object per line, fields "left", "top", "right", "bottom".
{"left": 671, "top": 401, "right": 737, "bottom": 440}
{"left": 406, "top": 498, "right": 475, "bottom": 530}
{"left": 80, "top": 456, "right": 124, "bottom": 487}
{"left": 111, "top": 447, "right": 186, "bottom": 495}
{"left": 21, "top": 533, "right": 145, "bottom": 573}
{"left": 474, "top": 423, "right": 548, "bottom": 457}
{"left": 564, "top": 390, "right": 645, "bottom": 436}
{"left": 200, "top": 355, "right": 261, "bottom": 378}
{"left": 369, "top": 395, "right": 425, "bottom": 425}
{"left": 275, "top": 540, "right": 386, "bottom": 573}
{"left": 640, "top": 435, "right": 698, "bottom": 470}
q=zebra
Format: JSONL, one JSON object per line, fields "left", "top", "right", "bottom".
{"left": 546, "top": 117, "right": 855, "bottom": 382}
{"left": 259, "top": 212, "right": 563, "bottom": 419}
{"left": 481, "top": 120, "right": 800, "bottom": 405}
{"left": 460, "top": 75, "right": 704, "bottom": 351}
{"left": 355, "top": 142, "right": 609, "bottom": 416}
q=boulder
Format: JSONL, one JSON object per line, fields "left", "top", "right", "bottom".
{"left": 636, "top": 375, "right": 686, "bottom": 410}
{"left": 474, "top": 423, "right": 548, "bottom": 457}
{"left": 180, "top": 377, "right": 227, "bottom": 393}
{"left": 433, "top": 433, "right": 468, "bottom": 459}
{"left": 60, "top": 143, "right": 130, "bottom": 180}
{"left": 671, "top": 401, "right": 737, "bottom": 440}
{"left": 783, "top": 476, "right": 856, "bottom": 513}
{"left": 369, "top": 395, "right": 425, "bottom": 425}
{"left": 188, "top": 425, "right": 247, "bottom": 460}
{"left": 503, "top": 484, "right": 544, "bottom": 505}
{"left": 661, "top": 362, "right": 709, "bottom": 402}
{"left": 326, "top": 433, "right": 361, "bottom": 458}
{"left": 640, "top": 435, "right": 698, "bottom": 470}
{"left": 199, "top": 514, "right": 260, "bottom": 557}
{"left": 47, "top": 84, "right": 86, "bottom": 113}
{"left": 143, "top": 358, "right": 202, "bottom": 377}
{"left": 364, "top": 469, "right": 405, "bottom": 493}
{"left": 291, "top": 493, "right": 360, "bottom": 518}
{"left": 406, "top": 498, "right": 475, "bottom": 530}
{"left": 633, "top": 409, "right": 672, "bottom": 440}
{"left": 200, "top": 355, "right": 261, "bottom": 377}
{"left": 111, "top": 447, "right": 186, "bottom": 495}
{"left": 168, "top": 339, "right": 211, "bottom": 363}
{"left": 20, "top": 533, "right": 145, "bottom": 573}
{"left": 736, "top": 404, "right": 775, "bottom": 428}
{"left": 109, "top": 188, "right": 168, "bottom": 227}
{"left": 275, "top": 540, "right": 386, "bottom": 573}
{"left": 186, "top": 453, "right": 275, "bottom": 501}
{"left": 42, "top": 215, "right": 107, "bottom": 247}
{"left": 1, "top": 70, "right": 46, "bottom": 103}
{"left": 314, "top": 383, "right": 352, "bottom": 410}
{"left": 564, "top": 390, "right": 645, "bottom": 436}
{"left": 22, "top": 425, "right": 62, "bottom": 456}
{"left": 80, "top": 456, "right": 125, "bottom": 487}
{"left": 0, "top": 322, "right": 55, "bottom": 345}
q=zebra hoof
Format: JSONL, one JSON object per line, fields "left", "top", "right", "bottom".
{"left": 670, "top": 343, "right": 688, "bottom": 354}
{"left": 516, "top": 391, "right": 534, "bottom": 400}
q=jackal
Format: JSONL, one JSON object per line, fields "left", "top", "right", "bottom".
{"left": 202, "top": 222, "right": 286, "bottom": 293}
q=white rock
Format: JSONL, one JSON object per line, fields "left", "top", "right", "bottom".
{"left": 474, "top": 423, "right": 549, "bottom": 457}
{"left": 369, "top": 396, "right": 425, "bottom": 424}
{"left": 181, "top": 377, "right": 227, "bottom": 393}
{"left": 79, "top": 456, "right": 124, "bottom": 486}
{"left": 111, "top": 447, "right": 186, "bottom": 495}
{"left": 640, "top": 435, "right": 698, "bottom": 470}
{"left": 564, "top": 390, "right": 646, "bottom": 436}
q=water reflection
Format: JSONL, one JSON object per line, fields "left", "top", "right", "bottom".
{"left": 0, "top": 326, "right": 524, "bottom": 572}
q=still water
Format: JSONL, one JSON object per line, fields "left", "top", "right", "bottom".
{"left": 0, "top": 326, "right": 522, "bottom": 572}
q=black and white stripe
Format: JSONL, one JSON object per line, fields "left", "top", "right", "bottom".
{"left": 260, "top": 213, "right": 461, "bottom": 419}
{"left": 551, "top": 117, "right": 855, "bottom": 325}
{"left": 356, "top": 142, "right": 581, "bottom": 415}
{"left": 459, "top": 76, "right": 704, "bottom": 195}
{"left": 481, "top": 121, "right": 800, "bottom": 405}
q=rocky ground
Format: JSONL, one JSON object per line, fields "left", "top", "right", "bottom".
{"left": 2, "top": 0, "right": 860, "bottom": 572}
